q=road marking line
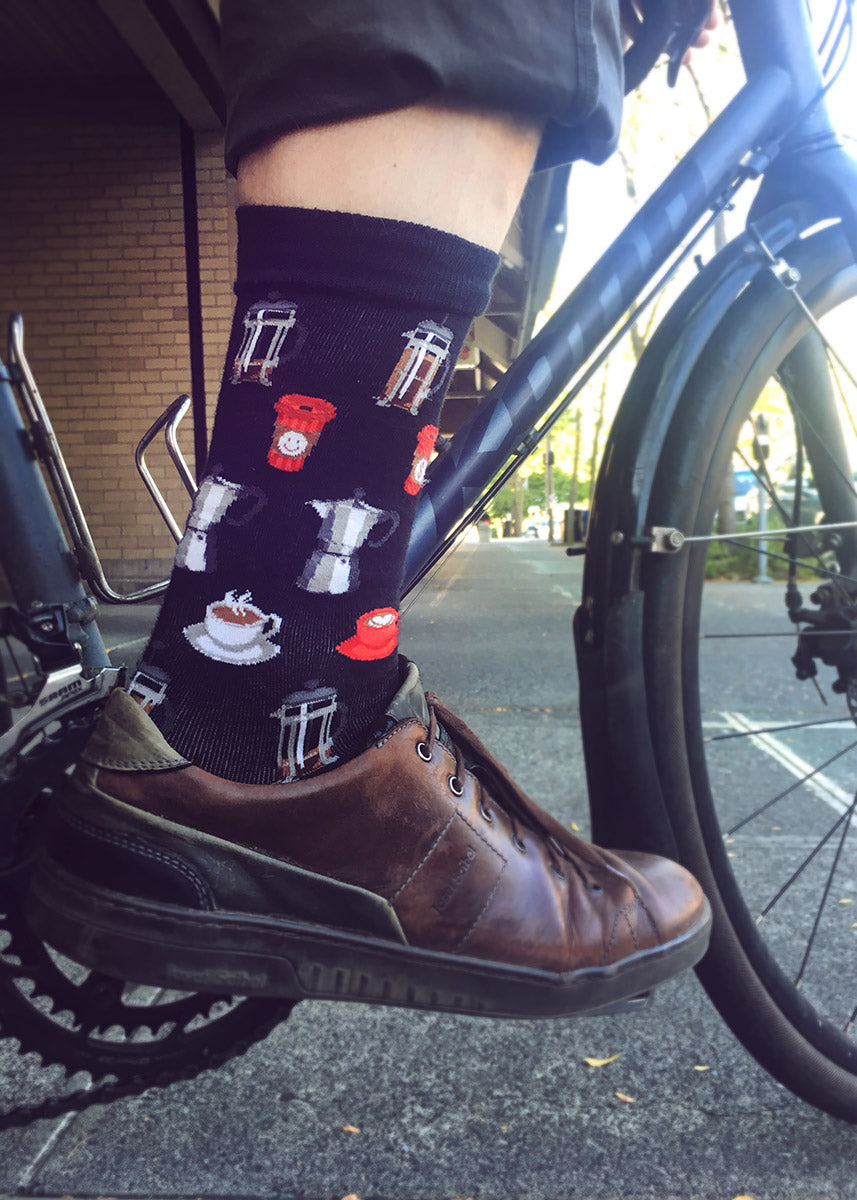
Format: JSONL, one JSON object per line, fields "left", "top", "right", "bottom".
{"left": 703, "top": 717, "right": 857, "bottom": 732}
{"left": 551, "top": 583, "right": 577, "bottom": 601}
{"left": 105, "top": 637, "right": 148, "bottom": 655}
{"left": 720, "top": 710, "right": 852, "bottom": 817}
{"left": 428, "top": 544, "right": 474, "bottom": 607}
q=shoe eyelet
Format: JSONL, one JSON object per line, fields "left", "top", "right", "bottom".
{"left": 548, "top": 835, "right": 572, "bottom": 862}
{"left": 477, "top": 798, "right": 493, "bottom": 824}
{"left": 416, "top": 741, "right": 432, "bottom": 762}
{"left": 549, "top": 860, "right": 565, "bottom": 879}
{"left": 511, "top": 834, "right": 527, "bottom": 854}
{"left": 448, "top": 774, "right": 464, "bottom": 797}
{"left": 586, "top": 881, "right": 604, "bottom": 894}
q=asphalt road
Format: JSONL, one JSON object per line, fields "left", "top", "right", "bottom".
{"left": 2, "top": 536, "right": 857, "bottom": 1199}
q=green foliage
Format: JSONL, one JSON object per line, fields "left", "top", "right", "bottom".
{"left": 703, "top": 510, "right": 826, "bottom": 582}
{"left": 487, "top": 467, "right": 588, "bottom": 518}
{"left": 703, "top": 537, "right": 788, "bottom": 581}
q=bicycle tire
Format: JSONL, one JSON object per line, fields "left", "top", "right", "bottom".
{"left": 637, "top": 225, "right": 857, "bottom": 1120}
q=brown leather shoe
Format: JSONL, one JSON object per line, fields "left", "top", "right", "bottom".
{"left": 27, "top": 662, "right": 710, "bottom": 1018}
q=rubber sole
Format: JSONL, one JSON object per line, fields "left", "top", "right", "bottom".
{"left": 26, "top": 858, "right": 712, "bottom": 1019}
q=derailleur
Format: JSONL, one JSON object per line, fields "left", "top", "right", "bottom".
{"left": 788, "top": 579, "right": 857, "bottom": 708}
{"left": 0, "top": 603, "right": 115, "bottom": 879}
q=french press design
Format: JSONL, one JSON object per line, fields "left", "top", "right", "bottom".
{"left": 231, "top": 299, "right": 299, "bottom": 386}
{"left": 377, "top": 319, "right": 454, "bottom": 415}
{"left": 270, "top": 683, "right": 339, "bottom": 782}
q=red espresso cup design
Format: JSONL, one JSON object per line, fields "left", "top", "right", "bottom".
{"left": 268, "top": 394, "right": 336, "bottom": 472}
{"left": 336, "top": 606, "right": 400, "bottom": 661}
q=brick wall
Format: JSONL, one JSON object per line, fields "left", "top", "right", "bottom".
{"left": 0, "top": 101, "right": 235, "bottom": 589}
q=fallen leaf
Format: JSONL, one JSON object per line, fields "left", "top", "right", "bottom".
{"left": 584, "top": 1053, "right": 621, "bottom": 1067}
{"left": 693, "top": 1065, "right": 711, "bottom": 1072}
{"left": 571, "top": 821, "right": 581, "bottom": 832}
{"left": 341, "top": 1124, "right": 361, "bottom": 1134}
{"left": 341, "top": 1195, "right": 362, "bottom": 1200}
{"left": 725, "top": 836, "right": 735, "bottom": 845}
{"left": 500, "top": 1124, "right": 510, "bottom": 1131}
{"left": 731, "top": 1195, "right": 755, "bottom": 1200}
{"left": 615, "top": 1091, "right": 635, "bottom": 1104}
{"left": 838, "top": 897, "right": 853, "bottom": 905}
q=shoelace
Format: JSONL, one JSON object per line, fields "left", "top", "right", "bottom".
{"left": 421, "top": 697, "right": 606, "bottom": 893}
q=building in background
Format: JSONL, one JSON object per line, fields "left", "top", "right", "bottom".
{"left": 0, "top": 0, "right": 567, "bottom": 587}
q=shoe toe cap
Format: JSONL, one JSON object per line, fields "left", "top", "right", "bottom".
{"left": 615, "top": 849, "right": 709, "bottom": 943}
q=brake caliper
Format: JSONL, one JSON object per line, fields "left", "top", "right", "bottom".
{"left": 788, "top": 579, "right": 857, "bottom": 699}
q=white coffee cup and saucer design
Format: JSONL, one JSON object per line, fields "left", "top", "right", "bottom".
{"left": 184, "top": 590, "right": 282, "bottom": 665}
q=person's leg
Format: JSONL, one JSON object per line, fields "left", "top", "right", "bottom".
{"left": 236, "top": 101, "right": 543, "bottom": 247}
{"left": 26, "top": 4, "right": 711, "bottom": 1011}
{"left": 129, "top": 104, "right": 539, "bottom": 783}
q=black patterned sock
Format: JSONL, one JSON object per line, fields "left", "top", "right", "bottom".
{"left": 130, "top": 206, "right": 498, "bottom": 783}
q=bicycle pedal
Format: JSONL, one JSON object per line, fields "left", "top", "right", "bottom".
{"left": 589, "top": 991, "right": 651, "bottom": 1017}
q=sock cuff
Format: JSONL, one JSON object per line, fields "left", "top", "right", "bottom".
{"left": 235, "top": 205, "right": 499, "bottom": 316}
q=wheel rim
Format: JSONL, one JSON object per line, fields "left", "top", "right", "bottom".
{"left": 676, "top": 247, "right": 857, "bottom": 1072}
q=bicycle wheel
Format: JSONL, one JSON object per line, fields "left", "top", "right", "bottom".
{"left": 640, "top": 224, "right": 857, "bottom": 1119}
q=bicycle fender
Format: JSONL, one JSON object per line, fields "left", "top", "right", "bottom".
{"left": 575, "top": 593, "right": 677, "bottom": 857}
{"left": 577, "top": 202, "right": 815, "bottom": 853}
{"left": 581, "top": 202, "right": 812, "bottom": 632}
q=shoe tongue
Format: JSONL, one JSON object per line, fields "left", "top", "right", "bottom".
{"left": 384, "top": 658, "right": 430, "bottom": 727}
{"left": 378, "top": 659, "right": 452, "bottom": 756}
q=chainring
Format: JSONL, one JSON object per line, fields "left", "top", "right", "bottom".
{"left": 0, "top": 887, "right": 294, "bottom": 1130}
{"left": 0, "top": 690, "right": 296, "bottom": 1131}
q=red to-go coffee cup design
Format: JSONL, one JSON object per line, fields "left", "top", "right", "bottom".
{"left": 336, "top": 606, "right": 400, "bottom": 660}
{"left": 268, "top": 394, "right": 337, "bottom": 472}
{"left": 404, "top": 424, "right": 438, "bottom": 495}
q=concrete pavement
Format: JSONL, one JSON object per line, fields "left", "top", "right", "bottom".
{"left": 2, "top": 537, "right": 857, "bottom": 1199}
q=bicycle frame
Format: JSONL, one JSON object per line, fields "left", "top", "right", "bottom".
{"left": 4, "top": 0, "right": 857, "bottom": 1131}
{"left": 403, "top": 0, "right": 857, "bottom": 592}
{"left": 1, "top": 0, "right": 856, "bottom": 704}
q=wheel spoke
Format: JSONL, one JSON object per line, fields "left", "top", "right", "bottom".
{"left": 792, "top": 791, "right": 857, "bottom": 985}
{"left": 722, "top": 731, "right": 857, "bottom": 836}
{"left": 719, "top": 536, "right": 857, "bottom": 585}
{"left": 759, "top": 803, "right": 853, "bottom": 919}
{"left": 704, "top": 629, "right": 857, "bottom": 638}
{"left": 709, "top": 715, "right": 851, "bottom": 742}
